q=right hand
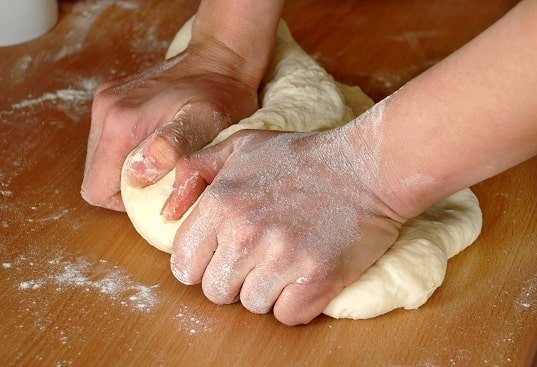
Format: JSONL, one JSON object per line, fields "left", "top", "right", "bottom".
{"left": 166, "top": 128, "right": 406, "bottom": 325}
{"left": 81, "top": 44, "right": 259, "bottom": 211}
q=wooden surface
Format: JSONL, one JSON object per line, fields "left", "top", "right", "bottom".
{"left": 1, "top": 1, "right": 536, "bottom": 366}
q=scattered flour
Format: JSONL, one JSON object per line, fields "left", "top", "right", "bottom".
{"left": 116, "top": 1, "right": 141, "bottom": 10}
{"left": 27, "top": 208, "right": 69, "bottom": 223}
{"left": 10, "top": 88, "right": 93, "bottom": 110}
{"left": 11, "top": 55, "right": 33, "bottom": 83}
{"left": 0, "top": 190, "right": 13, "bottom": 197}
{"left": 515, "top": 275, "right": 536, "bottom": 310}
{"left": 2, "top": 77, "right": 101, "bottom": 121}
{"left": 9, "top": 254, "right": 159, "bottom": 312}
{"left": 54, "top": 44, "right": 83, "bottom": 62}
{"left": 19, "top": 280, "right": 45, "bottom": 290}
{"left": 53, "top": 258, "right": 159, "bottom": 312}
{"left": 174, "top": 304, "right": 213, "bottom": 335}
{"left": 131, "top": 25, "right": 169, "bottom": 54}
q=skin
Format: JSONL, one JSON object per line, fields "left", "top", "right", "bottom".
{"left": 81, "top": 0, "right": 284, "bottom": 210}
{"left": 82, "top": 0, "right": 537, "bottom": 325}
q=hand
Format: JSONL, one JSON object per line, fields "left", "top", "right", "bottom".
{"left": 168, "top": 128, "right": 405, "bottom": 325}
{"left": 81, "top": 44, "right": 259, "bottom": 211}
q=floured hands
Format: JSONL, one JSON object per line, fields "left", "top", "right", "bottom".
{"left": 81, "top": 45, "right": 258, "bottom": 211}
{"left": 168, "top": 128, "right": 405, "bottom": 325}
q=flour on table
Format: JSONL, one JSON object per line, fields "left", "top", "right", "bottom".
{"left": 121, "top": 18, "right": 482, "bottom": 319}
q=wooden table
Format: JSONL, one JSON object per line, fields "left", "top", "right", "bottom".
{"left": 1, "top": 1, "right": 535, "bottom": 366}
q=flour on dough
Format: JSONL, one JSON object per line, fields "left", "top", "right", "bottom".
{"left": 121, "top": 18, "right": 482, "bottom": 320}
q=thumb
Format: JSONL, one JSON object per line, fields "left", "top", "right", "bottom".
{"left": 161, "top": 129, "right": 251, "bottom": 220}
{"left": 124, "top": 121, "right": 192, "bottom": 187}
{"left": 124, "top": 102, "right": 229, "bottom": 187}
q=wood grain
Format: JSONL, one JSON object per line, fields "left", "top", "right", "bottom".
{"left": 1, "top": 1, "right": 535, "bottom": 366}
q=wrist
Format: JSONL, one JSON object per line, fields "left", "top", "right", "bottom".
{"left": 189, "top": 0, "right": 284, "bottom": 89}
{"left": 186, "top": 35, "right": 265, "bottom": 91}
{"left": 336, "top": 96, "right": 440, "bottom": 222}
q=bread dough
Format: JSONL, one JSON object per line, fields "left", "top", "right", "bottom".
{"left": 121, "top": 18, "right": 482, "bottom": 319}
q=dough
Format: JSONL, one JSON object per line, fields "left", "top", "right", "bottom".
{"left": 121, "top": 18, "right": 482, "bottom": 319}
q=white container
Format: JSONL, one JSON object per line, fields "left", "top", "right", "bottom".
{"left": 0, "top": 0, "right": 58, "bottom": 47}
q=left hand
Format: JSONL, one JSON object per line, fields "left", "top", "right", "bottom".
{"left": 168, "top": 128, "right": 405, "bottom": 325}
{"left": 80, "top": 44, "right": 259, "bottom": 211}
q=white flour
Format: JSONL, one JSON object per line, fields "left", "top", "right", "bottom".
{"left": 10, "top": 87, "right": 93, "bottom": 110}
{"left": 11, "top": 255, "right": 159, "bottom": 312}
{"left": 19, "top": 280, "right": 45, "bottom": 290}
{"left": 174, "top": 304, "right": 213, "bottom": 335}
{"left": 1, "top": 77, "right": 100, "bottom": 122}
{"left": 11, "top": 55, "right": 33, "bottom": 84}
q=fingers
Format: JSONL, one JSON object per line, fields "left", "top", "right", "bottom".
{"left": 273, "top": 281, "right": 340, "bottom": 326}
{"left": 172, "top": 196, "right": 259, "bottom": 304}
{"left": 185, "top": 129, "right": 252, "bottom": 182}
{"left": 160, "top": 130, "right": 252, "bottom": 220}
{"left": 124, "top": 104, "right": 242, "bottom": 189}
{"left": 171, "top": 202, "right": 339, "bottom": 324}
{"left": 160, "top": 166, "right": 206, "bottom": 219}
{"left": 124, "top": 121, "right": 191, "bottom": 187}
{"left": 81, "top": 102, "right": 140, "bottom": 210}
{"left": 170, "top": 201, "right": 218, "bottom": 285}
{"left": 81, "top": 83, "right": 157, "bottom": 210}
{"left": 240, "top": 267, "right": 287, "bottom": 314}
{"left": 201, "top": 237, "right": 257, "bottom": 305}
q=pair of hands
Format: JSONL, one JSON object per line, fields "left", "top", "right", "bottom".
{"left": 81, "top": 47, "right": 403, "bottom": 325}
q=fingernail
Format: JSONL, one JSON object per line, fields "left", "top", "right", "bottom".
{"left": 160, "top": 188, "right": 178, "bottom": 217}
{"left": 125, "top": 150, "right": 160, "bottom": 186}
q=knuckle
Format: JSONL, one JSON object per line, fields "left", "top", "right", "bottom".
{"left": 190, "top": 99, "right": 231, "bottom": 128}
{"left": 201, "top": 275, "right": 235, "bottom": 305}
{"left": 201, "top": 99, "right": 227, "bottom": 117}
{"left": 240, "top": 283, "right": 273, "bottom": 315}
{"left": 274, "top": 285, "right": 316, "bottom": 326}
{"left": 307, "top": 264, "right": 332, "bottom": 282}
{"left": 200, "top": 184, "right": 232, "bottom": 210}
{"left": 274, "top": 305, "right": 302, "bottom": 326}
{"left": 154, "top": 123, "right": 189, "bottom": 150}
{"left": 145, "top": 135, "right": 179, "bottom": 168}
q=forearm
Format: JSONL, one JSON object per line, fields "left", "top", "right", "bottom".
{"left": 347, "top": 0, "right": 537, "bottom": 219}
{"left": 190, "top": 0, "right": 285, "bottom": 89}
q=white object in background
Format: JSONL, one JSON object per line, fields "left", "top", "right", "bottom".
{"left": 0, "top": 0, "right": 58, "bottom": 47}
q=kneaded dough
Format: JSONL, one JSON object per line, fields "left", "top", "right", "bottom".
{"left": 121, "top": 18, "right": 482, "bottom": 319}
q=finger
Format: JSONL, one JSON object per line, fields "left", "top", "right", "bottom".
{"left": 81, "top": 104, "right": 141, "bottom": 210}
{"left": 82, "top": 83, "right": 196, "bottom": 209}
{"left": 84, "top": 82, "right": 115, "bottom": 162}
{"left": 159, "top": 129, "right": 251, "bottom": 220}
{"left": 81, "top": 85, "right": 121, "bottom": 209}
{"left": 273, "top": 281, "right": 341, "bottom": 326}
{"left": 124, "top": 121, "right": 192, "bottom": 187}
{"left": 187, "top": 129, "right": 257, "bottom": 182}
{"left": 82, "top": 94, "right": 165, "bottom": 210}
{"left": 239, "top": 228, "right": 299, "bottom": 314}
{"left": 170, "top": 200, "right": 217, "bottom": 285}
{"left": 240, "top": 267, "right": 288, "bottom": 314}
{"left": 201, "top": 226, "right": 259, "bottom": 305}
{"left": 124, "top": 100, "right": 235, "bottom": 188}
{"left": 160, "top": 165, "right": 206, "bottom": 220}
